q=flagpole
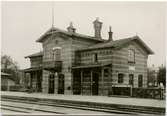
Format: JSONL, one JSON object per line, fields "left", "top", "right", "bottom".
{"left": 52, "top": 1, "right": 54, "bottom": 28}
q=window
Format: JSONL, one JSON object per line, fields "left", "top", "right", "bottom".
{"left": 55, "top": 40, "right": 58, "bottom": 44}
{"left": 52, "top": 48, "right": 61, "bottom": 61}
{"left": 128, "top": 49, "right": 135, "bottom": 63}
{"left": 129, "top": 74, "right": 134, "bottom": 86}
{"left": 138, "top": 75, "right": 143, "bottom": 87}
{"left": 104, "top": 69, "right": 109, "bottom": 77}
{"left": 92, "top": 53, "right": 98, "bottom": 63}
{"left": 118, "top": 73, "right": 124, "bottom": 83}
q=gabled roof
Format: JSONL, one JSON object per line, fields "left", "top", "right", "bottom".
{"left": 25, "top": 51, "right": 43, "bottom": 58}
{"left": 36, "top": 27, "right": 104, "bottom": 42}
{"left": 77, "top": 36, "right": 154, "bottom": 54}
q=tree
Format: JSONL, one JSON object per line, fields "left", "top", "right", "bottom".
{"left": 157, "top": 66, "right": 166, "bottom": 87}
{"left": 1, "top": 54, "right": 20, "bottom": 84}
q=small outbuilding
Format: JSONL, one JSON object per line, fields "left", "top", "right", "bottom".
{"left": 1, "top": 72, "right": 15, "bottom": 91}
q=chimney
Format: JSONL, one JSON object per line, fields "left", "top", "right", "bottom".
{"left": 108, "top": 26, "right": 113, "bottom": 41}
{"left": 67, "top": 22, "right": 76, "bottom": 33}
{"left": 93, "top": 17, "right": 102, "bottom": 39}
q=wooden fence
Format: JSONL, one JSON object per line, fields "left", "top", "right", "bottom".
{"left": 109, "top": 87, "right": 165, "bottom": 99}
{"left": 132, "top": 88, "right": 165, "bottom": 99}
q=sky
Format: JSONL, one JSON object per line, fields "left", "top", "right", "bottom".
{"left": 1, "top": 1, "right": 166, "bottom": 69}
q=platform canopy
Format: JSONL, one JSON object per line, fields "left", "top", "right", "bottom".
{"left": 72, "top": 63, "right": 112, "bottom": 69}
{"left": 24, "top": 67, "right": 42, "bottom": 73}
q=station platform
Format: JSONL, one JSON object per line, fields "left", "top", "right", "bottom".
{"left": 1, "top": 91, "right": 165, "bottom": 108}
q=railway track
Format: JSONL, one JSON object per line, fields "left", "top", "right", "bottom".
{"left": 1, "top": 95, "right": 165, "bottom": 115}
{"left": 1, "top": 104, "right": 65, "bottom": 114}
{"left": 1, "top": 98, "right": 131, "bottom": 115}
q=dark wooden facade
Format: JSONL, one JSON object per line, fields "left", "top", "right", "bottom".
{"left": 25, "top": 19, "right": 153, "bottom": 96}
{"left": 25, "top": 54, "right": 43, "bottom": 92}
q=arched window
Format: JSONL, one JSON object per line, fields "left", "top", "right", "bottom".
{"left": 52, "top": 47, "right": 61, "bottom": 61}
{"left": 128, "top": 49, "right": 135, "bottom": 63}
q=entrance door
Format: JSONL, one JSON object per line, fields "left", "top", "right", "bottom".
{"left": 37, "top": 71, "right": 42, "bottom": 92}
{"left": 92, "top": 72, "right": 99, "bottom": 95}
{"left": 58, "top": 74, "right": 64, "bottom": 94}
{"left": 48, "top": 74, "right": 55, "bottom": 93}
{"left": 73, "top": 70, "right": 81, "bottom": 95}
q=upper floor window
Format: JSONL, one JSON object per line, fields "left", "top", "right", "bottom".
{"left": 52, "top": 47, "right": 61, "bottom": 61}
{"left": 129, "top": 74, "right": 134, "bottom": 86}
{"left": 104, "top": 68, "right": 109, "bottom": 77}
{"left": 92, "top": 53, "right": 98, "bottom": 63}
{"left": 55, "top": 40, "right": 58, "bottom": 44}
{"left": 128, "top": 49, "right": 135, "bottom": 63}
{"left": 118, "top": 73, "right": 124, "bottom": 83}
{"left": 138, "top": 75, "right": 143, "bottom": 87}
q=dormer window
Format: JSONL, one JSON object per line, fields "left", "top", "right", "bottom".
{"left": 128, "top": 49, "right": 135, "bottom": 63}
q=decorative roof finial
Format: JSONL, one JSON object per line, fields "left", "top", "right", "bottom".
{"left": 67, "top": 21, "right": 76, "bottom": 33}
{"left": 51, "top": 1, "right": 54, "bottom": 28}
{"left": 108, "top": 26, "right": 113, "bottom": 41}
{"left": 109, "top": 26, "right": 112, "bottom": 32}
{"left": 136, "top": 32, "right": 138, "bottom": 36}
{"left": 70, "top": 22, "right": 74, "bottom": 28}
{"left": 96, "top": 17, "right": 99, "bottom": 21}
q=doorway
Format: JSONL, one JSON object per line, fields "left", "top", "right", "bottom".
{"left": 73, "top": 70, "right": 81, "bottom": 95}
{"left": 58, "top": 74, "right": 64, "bottom": 94}
{"left": 48, "top": 74, "right": 55, "bottom": 94}
{"left": 92, "top": 72, "right": 99, "bottom": 95}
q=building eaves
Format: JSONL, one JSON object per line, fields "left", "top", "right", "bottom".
{"left": 77, "top": 36, "right": 154, "bottom": 54}
{"left": 25, "top": 51, "right": 43, "bottom": 58}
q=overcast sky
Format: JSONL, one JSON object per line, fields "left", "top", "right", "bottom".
{"left": 1, "top": 1, "right": 166, "bottom": 69}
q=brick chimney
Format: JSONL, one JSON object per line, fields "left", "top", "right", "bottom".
{"left": 93, "top": 17, "right": 102, "bottom": 39}
{"left": 67, "top": 22, "right": 76, "bottom": 33}
{"left": 108, "top": 26, "right": 113, "bottom": 41}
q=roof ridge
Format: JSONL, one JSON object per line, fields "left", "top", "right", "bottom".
{"left": 77, "top": 35, "right": 153, "bottom": 54}
{"left": 36, "top": 26, "right": 105, "bottom": 42}
{"left": 51, "top": 26, "right": 95, "bottom": 38}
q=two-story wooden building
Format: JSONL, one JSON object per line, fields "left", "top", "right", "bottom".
{"left": 25, "top": 18, "right": 153, "bottom": 96}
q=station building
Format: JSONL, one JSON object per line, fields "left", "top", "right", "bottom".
{"left": 24, "top": 18, "right": 153, "bottom": 96}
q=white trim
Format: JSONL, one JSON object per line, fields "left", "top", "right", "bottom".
{"left": 52, "top": 47, "right": 61, "bottom": 50}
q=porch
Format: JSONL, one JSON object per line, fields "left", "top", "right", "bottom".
{"left": 72, "top": 63, "right": 112, "bottom": 96}
{"left": 24, "top": 67, "right": 42, "bottom": 92}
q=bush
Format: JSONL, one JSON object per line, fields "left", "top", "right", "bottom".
{"left": 1, "top": 86, "right": 8, "bottom": 91}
